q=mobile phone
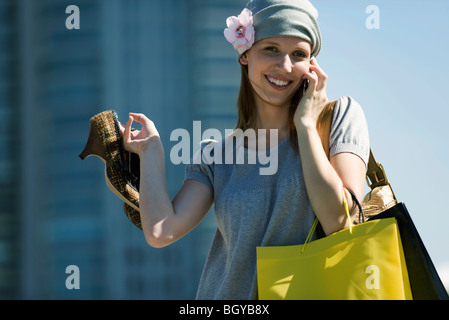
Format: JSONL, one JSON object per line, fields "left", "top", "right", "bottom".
{"left": 303, "top": 79, "right": 309, "bottom": 92}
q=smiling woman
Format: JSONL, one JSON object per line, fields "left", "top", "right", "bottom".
{"left": 121, "top": 0, "right": 370, "bottom": 300}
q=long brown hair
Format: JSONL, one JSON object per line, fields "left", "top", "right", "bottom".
{"left": 235, "top": 63, "right": 303, "bottom": 153}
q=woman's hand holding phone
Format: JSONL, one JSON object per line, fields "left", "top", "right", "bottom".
{"left": 294, "top": 58, "right": 329, "bottom": 129}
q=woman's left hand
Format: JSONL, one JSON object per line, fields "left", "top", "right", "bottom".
{"left": 293, "top": 58, "right": 329, "bottom": 129}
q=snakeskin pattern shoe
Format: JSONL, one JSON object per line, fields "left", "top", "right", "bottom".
{"left": 79, "top": 110, "right": 142, "bottom": 230}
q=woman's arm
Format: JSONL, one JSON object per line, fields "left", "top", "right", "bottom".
{"left": 296, "top": 123, "right": 366, "bottom": 235}
{"left": 294, "top": 59, "right": 366, "bottom": 235}
{"left": 122, "top": 113, "right": 213, "bottom": 248}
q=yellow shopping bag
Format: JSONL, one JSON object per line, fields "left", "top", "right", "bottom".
{"left": 256, "top": 193, "right": 412, "bottom": 300}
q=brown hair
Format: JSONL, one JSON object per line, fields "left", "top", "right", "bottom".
{"left": 235, "top": 63, "right": 303, "bottom": 153}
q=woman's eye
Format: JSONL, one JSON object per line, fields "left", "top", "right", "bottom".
{"left": 292, "top": 51, "right": 307, "bottom": 59}
{"left": 264, "top": 46, "right": 278, "bottom": 53}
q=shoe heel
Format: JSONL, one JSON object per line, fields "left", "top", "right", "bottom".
{"left": 79, "top": 122, "right": 107, "bottom": 160}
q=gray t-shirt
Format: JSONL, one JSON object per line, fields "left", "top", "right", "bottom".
{"left": 184, "top": 96, "right": 370, "bottom": 299}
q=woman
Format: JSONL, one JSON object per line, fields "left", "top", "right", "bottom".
{"left": 121, "top": 0, "right": 369, "bottom": 299}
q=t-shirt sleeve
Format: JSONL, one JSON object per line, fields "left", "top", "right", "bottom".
{"left": 184, "top": 140, "right": 216, "bottom": 192}
{"left": 329, "top": 96, "right": 370, "bottom": 166}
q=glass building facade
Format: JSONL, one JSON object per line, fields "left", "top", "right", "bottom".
{"left": 1, "top": 0, "right": 244, "bottom": 299}
{"left": 0, "top": 0, "right": 20, "bottom": 299}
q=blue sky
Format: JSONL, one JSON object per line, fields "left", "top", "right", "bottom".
{"left": 312, "top": 0, "right": 449, "bottom": 286}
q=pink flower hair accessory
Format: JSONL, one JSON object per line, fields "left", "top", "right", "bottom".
{"left": 224, "top": 8, "right": 255, "bottom": 55}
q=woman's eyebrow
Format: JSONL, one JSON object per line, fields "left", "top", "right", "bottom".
{"left": 259, "top": 40, "right": 280, "bottom": 46}
{"left": 259, "top": 40, "right": 310, "bottom": 51}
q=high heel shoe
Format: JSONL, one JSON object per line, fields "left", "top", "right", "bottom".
{"left": 123, "top": 203, "right": 142, "bottom": 230}
{"left": 79, "top": 110, "right": 142, "bottom": 230}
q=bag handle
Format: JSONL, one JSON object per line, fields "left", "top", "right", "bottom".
{"left": 366, "top": 151, "right": 396, "bottom": 198}
{"left": 301, "top": 189, "right": 360, "bottom": 253}
{"left": 316, "top": 100, "right": 336, "bottom": 159}
{"left": 347, "top": 188, "right": 364, "bottom": 223}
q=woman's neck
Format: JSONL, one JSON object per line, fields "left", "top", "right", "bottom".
{"left": 255, "top": 101, "right": 291, "bottom": 142}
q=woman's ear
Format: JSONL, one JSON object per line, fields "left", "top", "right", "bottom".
{"left": 239, "top": 53, "right": 248, "bottom": 65}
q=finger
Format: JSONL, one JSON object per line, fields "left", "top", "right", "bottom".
{"left": 128, "top": 112, "right": 150, "bottom": 126}
{"left": 123, "top": 116, "right": 134, "bottom": 144}
{"left": 130, "top": 113, "right": 160, "bottom": 139}
{"left": 309, "top": 64, "right": 328, "bottom": 90}
{"left": 119, "top": 122, "right": 137, "bottom": 138}
{"left": 309, "top": 64, "right": 326, "bottom": 79}
{"left": 130, "top": 128, "right": 140, "bottom": 139}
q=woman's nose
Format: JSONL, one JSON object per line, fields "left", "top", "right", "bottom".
{"left": 275, "top": 54, "right": 293, "bottom": 73}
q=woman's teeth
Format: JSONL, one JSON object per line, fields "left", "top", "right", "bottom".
{"left": 266, "top": 76, "right": 290, "bottom": 87}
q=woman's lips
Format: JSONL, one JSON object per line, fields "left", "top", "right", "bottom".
{"left": 265, "top": 75, "right": 293, "bottom": 90}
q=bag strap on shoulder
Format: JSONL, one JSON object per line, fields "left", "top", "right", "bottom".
{"left": 316, "top": 99, "right": 393, "bottom": 193}
{"left": 316, "top": 100, "right": 336, "bottom": 159}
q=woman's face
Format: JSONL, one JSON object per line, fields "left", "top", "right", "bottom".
{"left": 240, "top": 36, "right": 311, "bottom": 110}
